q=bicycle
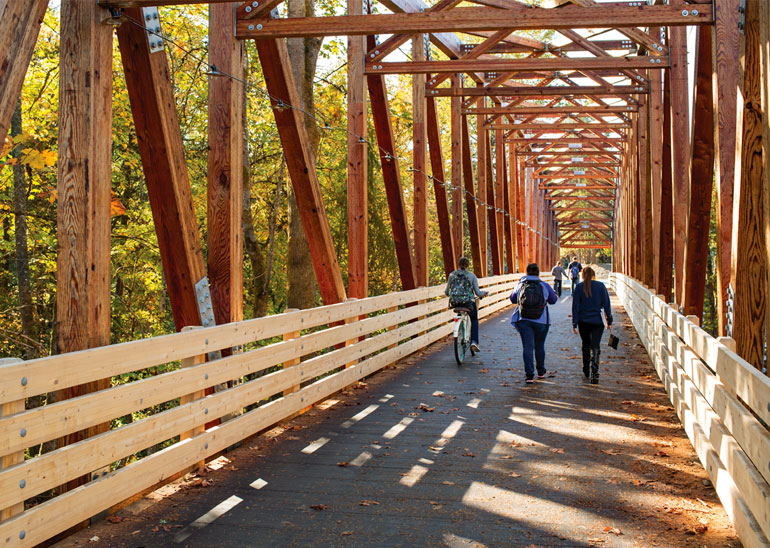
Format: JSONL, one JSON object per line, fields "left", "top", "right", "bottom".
{"left": 452, "top": 304, "right": 476, "bottom": 365}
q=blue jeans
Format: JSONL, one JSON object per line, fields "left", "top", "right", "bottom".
{"left": 515, "top": 320, "right": 550, "bottom": 379}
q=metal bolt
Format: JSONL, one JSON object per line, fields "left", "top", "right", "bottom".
{"left": 370, "top": 53, "right": 375, "bottom": 58}
{"left": 649, "top": 59, "right": 655, "bottom": 64}
{"left": 205, "top": 408, "right": 209, "bottom": 415}
{"left": 20, "top": 428, "right": 26, "bottom": 438}
{"left": 153, "top": 12, "right": 158, "bottom": 19}
{"left": 248, "top": 24, "right": 255, "bottom": 30}
{"left": 257, "top": 23, "right": 263, "bottom": 30}
{"left": 375, "top": 50, "right": 379, "bottom": 55}
{"left": 145, "top": 14, "right": 152, "bottom": 21}
{"left": 656, "top": 59, "right": 661, "bottom": 64}
{"left": 205, "top": 443, "right": 209, "bottom": 449}
{"left": 19, "top": 531, "right": 25, "bottom": 540}
{"left": 253, "top": 1, "right": 259, "bottom": 5}
{"left": 21, "top": 377, "right": 27, "bottom": 386}
{"left": 245, "top": 5, "right": 252, "bottom": 11}
{"left": 378, "top": 65, "right": 383, "bottom": 69}
{"left": 681, "top": 9, "right": 688, "bottom": 16}
{"left": 20, "top": 480, "right": 26, "bottom": 489}
{"left": 692, "top": 9, "right": 698, "bottom": 16}
{"left": 205, "top": 373, "right": 209, "bottom": 380}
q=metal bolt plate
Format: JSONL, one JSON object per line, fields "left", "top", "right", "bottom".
{"left": 141, "top": 7, "right": 164, "bottom": 54}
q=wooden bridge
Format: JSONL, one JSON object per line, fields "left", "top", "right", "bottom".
{"left": 1, "top": 0, "right": 769, "bottom": 546}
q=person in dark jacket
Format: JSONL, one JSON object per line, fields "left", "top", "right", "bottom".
{"left": 510, "top": 263, "right": 559, "bottom": 383}
{"left": 572, "top": 266, "right": 613, "bottom": 384}
{"left": 568, "top": 256, "right": 582, "bottom": 295}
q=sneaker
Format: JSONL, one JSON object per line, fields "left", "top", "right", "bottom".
{"left": 470, "top": 343, "right": 480, "bottom": 353}
{"left": 537, "top": 372, "right": 547, "bottom": 379}
{"left": 525, "top": 377, "right": 535, "bottom": 384}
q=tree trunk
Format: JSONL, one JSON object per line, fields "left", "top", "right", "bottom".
{"left": 11, "top": 99, "right": 36, "bottom": 359}
{"left": 285, "top": 0, "right": 322, "bottom": 310}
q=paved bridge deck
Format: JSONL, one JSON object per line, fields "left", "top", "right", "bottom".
{"left": 59, "top": 292, "right": 739, "bottom": 548}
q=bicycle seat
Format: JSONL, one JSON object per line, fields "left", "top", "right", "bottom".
{"left": 453, "top": 306, "right": 472, "bottom": 313}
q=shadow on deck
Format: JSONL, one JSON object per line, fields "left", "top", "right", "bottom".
{"left": 56, "top": 295, "right": 739, "bottom": 548}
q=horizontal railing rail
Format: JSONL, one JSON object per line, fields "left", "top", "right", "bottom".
{"left": 609, "top": 273, "right": 770, "bottom": 548}
{"left": 0, "top": 274, "right": 521, "bottom": 547}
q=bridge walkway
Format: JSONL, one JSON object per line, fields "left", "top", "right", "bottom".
{"left": 57, "top": 294, "right": 738, "bottom": 548}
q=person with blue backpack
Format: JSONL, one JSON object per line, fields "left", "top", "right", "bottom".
{"left": 445, "top": 257, "right": 488, "bottom": 352}
{"left": 568, "top": 256, "right": 582, "bottom": 295}
{"left": 510, "top": 263, "right": 559, "bottom": 383}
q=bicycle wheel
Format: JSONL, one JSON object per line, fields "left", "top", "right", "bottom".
{"left": 454, "top": 320, "right": 466, "bottom": 365}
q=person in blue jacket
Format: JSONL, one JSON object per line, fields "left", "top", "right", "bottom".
{"left": 510, "top": 263, "right": 559, "bottom": 384}
{"left": 572, "top": 266, "right": 613, "bottom": 384}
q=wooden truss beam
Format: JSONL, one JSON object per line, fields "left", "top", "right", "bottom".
{"left": 255, "top": 37, "right": 346, "bottom": 304}
{"left": 117, "top": 9, "right": 207, "bottom": 331}
{"left": 236, "top": 5, "right": 712, "bottom": 39}
{"left": 464, "top": 106, "right": 636, "bottom": 115}
{"left": 367, "top": 37, "right": 416, "bottom": 291}
{"left": 0, "top": 0, "right": 48, "bottom": 146}
{"left": 367, "top": 56, "right": 669, "bottom": 76}
{"left": 461, "top": 115, "right": 483, "bottom": 273}
{"left": 429, "top": 85, "right": 648, "bottom": 97}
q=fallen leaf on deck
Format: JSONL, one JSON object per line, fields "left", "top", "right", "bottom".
{"left": 479, "top": 368, "right": 490, "bottom": 373}
{"left": 630, "top": 414, "right": 646, "bottom": 422}
{"left": 509, "top": 472, "right": 521, "bottom": 478}
{"left": 603, "top": 526, "right": 622, "bottom": 536}
{"left": 418, "top": 403, "right": 435, "bottom": 412}
{"left": 549, "top": 448, "right": 565, "bottom": 454}
{"left": 337, "top": 461, "right": 349, "bottom": 467}
{"left": 359, "top": 500, "right": 380, "bottom": 506}
{"left": 341, "top": 531, "right": 354, "bottom": 536}
{"left": 656, "top": 450, "right": 669, "bottom": 457}
{"left": 310, "top": 504, "right": 329, "bottom": 511}
{"left": 462, "top": 449, "right": 475, "bottom": 457}
{"left": 106, "top": 515, "right": 125, "bottom": 524}
{"left": 621, "top": 401, "right": 634, "bottom": 405}
{"left": 443, "top": 480, "right": 454, "bottom": 485}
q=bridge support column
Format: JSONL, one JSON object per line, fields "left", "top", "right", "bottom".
{"left": 413, "top": 35, "right": 428, "bottom": 287}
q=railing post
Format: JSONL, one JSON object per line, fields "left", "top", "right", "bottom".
{"left": 179, "top": 327, "right": 206, "bottom": 471}
{"left": 0, "top": 358, "right": 24, "bottom": 521}
{"left": 686, "top": 315, "right": 700, "bottom": 327}
{"left": 282, "top": 308, "right": 301, "bottom": 394}
{"left": 387, "top": 305, "right": 399, "bottom": 350}
{"left": 344, "top": 298, "right": 360, "bottom": 368}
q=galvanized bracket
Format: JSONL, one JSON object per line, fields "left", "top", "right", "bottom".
{"left": 194, "top": 277, "right": 222, "bottom": 362}
{"left": 141, "top": 7, "right": 164, "bottom": 53}
{"left": 738, "top": 0, "right": 746, "bottom": 34}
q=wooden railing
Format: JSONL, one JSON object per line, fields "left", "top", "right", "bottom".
{"left": 0, "top": 274, "right": 519, "bottom": 547}
{"left": 609, "top": 273, "right": 770, "bottom": 548}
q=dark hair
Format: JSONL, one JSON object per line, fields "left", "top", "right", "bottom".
{"left": 526, "top": 263, "right": 539, "bottom": 276}
{"left": 458, "top": 257, "right": 470, "bottom": 269}
{"left": 582, "top": 267, "right": 595, "bottom": 297}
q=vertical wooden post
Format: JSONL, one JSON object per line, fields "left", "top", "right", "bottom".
{"left": 494, "top": 130, "right": 505, "bottom": 271}
{"left": 486, "top": 133, "right": 500, "bottom": 274}
{"left": 55, "top": 0, "right": 113, "bottom": 477}
{"left": 386, "top": 305, "right": 399, "bottom": 350}
{"left": 682, "top": 25, "right": 715, "bottom": 320}
{"left": 344, "top": 299, "right": 360, "bottom": 369}
{"left": 461, "top": 116, "right": 482, "bottom": 274}
{"left": 367, "top": 37, "right": 416, "bottom": 291}
{"left": 649, "top": 53, "right": 664, "bottom": 292}
{"left": 669, "top": 23, "right": 691, "bottom": 304}
{"left": 658, "top": 69, "right": 674, "bottom": 302}
{"left": 712, "top": 0, "right": 741, "bottom": 335}
{"left": 426, "top": 95, "right": 457, "bottom": 277}
{"left": 761, "top": 0, "right": 770, "bottom": 360}
{"left": 0, "top": 0, "right": 48, "bottom": 147}
{"left": 477, "top": 115, "right": 489, "bottom": 276}
{"left": 255, "top": 38, "right": 347, "bottom": 305}
{"left": 0, "top": 358, "right": 24, "bottom": 520}
{"left": 450, "top": 74, "right": 463, "bottom": 261}
{"left": 511, "top": 147, "right": 523, "bottom": 271}
{"left": 503, "top": 144, "right": 514, "bottom": 273}
{"left": 731, "top": 0, "right": 767, "bottom": 370}
{"left": 413, "top": 35, "right": 428, "bottom": 287}
{"left": 637, "top": 95, "right": 654, "bottom": 288}
{"left": 347, "top": 0, "right": 368, "bottom": 299}
{"left": 208, "top": 3, "right": 244, "bottom": 326}
{"left": 179, "top": 328, "right": 206, "bottom": 471}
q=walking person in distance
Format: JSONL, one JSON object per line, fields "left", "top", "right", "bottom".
{"left": 445, "top": 257, "right": 488, "bottom": 352}
{"left": 510, "top": 263, "right": 559, "bottom": 384}
{"left": 551, "top": 262, "right": 568, "bottom": 297}
{"left": 572, "top": 267, "right": 613, "bottom": 384}
{"left": 568, "top": 256, "right": 582, "bottom": 295}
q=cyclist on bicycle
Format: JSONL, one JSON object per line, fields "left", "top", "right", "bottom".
{"left": 445, "top": 257, "right": 488, "bottom": 352}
